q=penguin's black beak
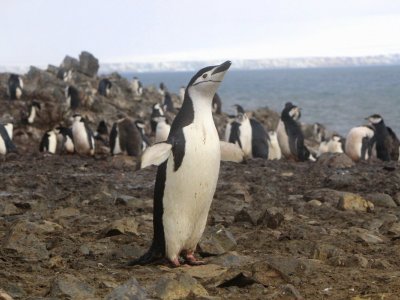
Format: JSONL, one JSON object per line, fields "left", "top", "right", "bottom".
{"left": 212, "top": 61, "right": 232, "bottom": 75}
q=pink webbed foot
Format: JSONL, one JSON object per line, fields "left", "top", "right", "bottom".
{"left": 184, "top": 252, "right": 205, "bottom": 266}
{"left": 169, "top": 257, "right": 181, "bottom": 268}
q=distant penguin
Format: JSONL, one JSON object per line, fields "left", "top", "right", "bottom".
{"left": 179, "top": 86, "right": 185, "bottom": 104}
{"left": 155, "top": 116, "right": 171, "bottom": 143}
{"left": 132, "top": 77, "right": 142, "bottom": 96}
{"left": 55, "top": 126, "right": 75, "bottom": 154}
{"left": 163, "top": 92, "right": 175, "bottom": 113}
{"left": 0, "top": 123, "right": 17, "bottom": 155}
{"left": 57, "top": 68, "right": 72, "bottom": 82}
{"left": 276, "top": 102, "right": 313, "bottom": 161}
{"left": 129, "top": 60, "right": 231, "bottom": 267}
{"left": 158, "top": 82, "right": 166, "bottom": 96}
{"left": 317, "top": 134, "right": 345, "bottom": 157}
{"left": 224, "top": 114, "right": 236, "bottom": 142}
{"left": 72, "top": 114, "right": 95, "bottom": 156}
{"left": 150, "top": 103, "right": 165, "bottom": 135}
{"left": 212, "top": 93, "right": 222, "bottom": 114}
{"left": 267, "top": 131, "right": 282, "bottom": 160}
{"left": 8, "top": 74, "right": 23, "bottom": 100}
{"left": 313, "top": 123, "right": 326, "bottom": 143}
{"left": 249, "top": 118, "right": 269, "bottom": 159}
{"left": 386, "top": 127, "right": 400, "bottom": 161}
{"left": 26, "top": 101, "right": 41, "bottom": 124}
{"left": 65, "top": 86, "right": 80, "bottom": 110}
{"left": 98, "top": 78, "right": 112, "bottom": 97}
{"left": 135, "top": 120, "right": 150, "bottom": 151}
{"left": 39, "top": 129, "right": 57, "bottom": 154}
{"left": 345, "top": 125, "right": 375, "bottom": 161}
{"left": 94, "top": 120, "right": 109, "bottom": 145}
{"left": 366, "top": 114, "right": 392, "bottom": 161}
{"left": 109, "top": 117, "right": 142, "bottom": 156}
{"left": 228, "top": 105, "right": 252, "bottom": 158}
{"left": 4, "top": 123, "right": 13, "bottom": 141}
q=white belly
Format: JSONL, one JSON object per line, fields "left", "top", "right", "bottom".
{"left": 73, "top": 123, "right": 93, "bottom": 154}
{"left": 268, "top": 132, "right": 282, "bottom": 160}
{"left": 155, "top": 122, "right": 170, "bottom": 143}
{"left": 64, "top": 136, "right": 75, "bottom": 153}
{"left": 0, "top": 137, "right": 6, "bottom": 155}
{"left": 163, "top": 122, "right": 220, "bottom": 261}
{"left": 276, "top": 120, "right": 291, "bottom": 158}
{"left": 240, "top": 119, "right": 252, "bottom": 157}
{"left": 48, "top": 132, "right": 57, "bottom": 154}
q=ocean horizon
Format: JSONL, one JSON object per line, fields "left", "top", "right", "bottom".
{"left": 122, "top": 65, "right": 400, "bottom": 137}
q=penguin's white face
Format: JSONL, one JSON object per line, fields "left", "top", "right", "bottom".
{"left": 73, "top": 115, "right": 82, "bottom": 122}
{"left": 367, "top": 115, "right": 383, "bottom": 125}
{"left": 187, "top": 61, "right": 231, "bottom": 99}
{"left": 289, "top": 107, "right": 301, "bottom": 120}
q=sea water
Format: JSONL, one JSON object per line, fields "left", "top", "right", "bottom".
{"left": 123, "top": 65, "right": 400, "bottom": 136}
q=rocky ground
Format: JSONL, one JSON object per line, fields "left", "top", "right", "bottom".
{"left": 1, "top": 52, "right": 400, "bottom": 299}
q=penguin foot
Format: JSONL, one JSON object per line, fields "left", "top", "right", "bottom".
{"left": 170, "top": 257, "right": 181, "bottom": 268}
{"left": 184, "top": 253, "right": 205, "bottom": 266}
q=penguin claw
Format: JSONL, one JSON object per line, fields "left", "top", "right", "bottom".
{"left": 184, "top": 253, "right": 205, "bottom": 266}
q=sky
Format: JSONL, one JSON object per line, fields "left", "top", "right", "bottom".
{"left": 1, "top": 0, "right": 400, "bottom": 66}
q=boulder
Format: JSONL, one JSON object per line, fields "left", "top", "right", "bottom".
{"left": 364, "top": 193, "right": 397, "bottom": 208}
{"left": 105, "top": 278, "right": 147, "bottom": 300}
{"left": 49, "top": 274, "right": 96, "bottom": 299}
{"left": 337, "top": 193, "right": 374, "bottom": 212}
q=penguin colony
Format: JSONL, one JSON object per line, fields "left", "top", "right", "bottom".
{"left": 1, "top": 62, "right": 399, "bottom": 268}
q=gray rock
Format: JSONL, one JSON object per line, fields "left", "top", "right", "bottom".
{"left": 49, "top": 274, "right": 95, "bottom": 299}
{"left": 394, "top": 192, "right": 400, "bottom": 206}
{"left": 154, "top": 273, "right": 208, "bottom": 300}
{"left": 0, "top": 202, "right": 20, "bottom": 216}
{"left": 100, "top": 217, "right": 139, "bottom": 238}
{"left": 79, "top": 51, "right": 99, "bottom": 77}
{"left": 317, "top": 153, "right": 355, "bottom": 168}
{"left": 311, "top": 243, "right": 344, "bottom": 261}
{"left": 348, "top": 227, "right": 385, "bottom": 244}
{"left": 325, "top": 172, "right": 356, "bottom": 189}
{"left": 279, "top": 284, "right": 304, "bottom": 300}
{"left": 209, "top": 251, "right": 254, "bottom": 268}
{"left": 388, "top": 222, "right": 400, "bottom": 236}
{"left": 303, "top": 188, "right": 343, "bottom": 206}
{"left": 364, "top": 193, "right": 397, "bottom": 208}
{"left": 2, "top": 221, "right": 49, "bottom": 262}
{"left": 198, "top": 224, "right": 237, "bottom": 256}
{"left": 105, "top": 278, "right": 147, "bottom": 300}
{"left": 258, "top": 207, "right": 285, "bottom": 229}
{"left": 234, "top": 207, "right": 261, "bottom": 225}
{"left": 61, "top": 55, "right": 80, "bottom": 70}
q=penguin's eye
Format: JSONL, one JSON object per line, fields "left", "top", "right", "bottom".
{"left": 202, "top": 74, "right": 208, "bottom": 79}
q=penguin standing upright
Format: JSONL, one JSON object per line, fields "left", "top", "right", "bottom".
{"left": 0, "top": 123, "right": 17, "bottom": 155}
{"left": 94, "top": 120, "right": 109, "bottom": 146}
{"left": 224, "top": 115, "right": 236, "bottom": 142}
{"left": 129, "top": 61, "right": 231, "bottom": 267}
{"left": 366, "top": 114, "right": 393, "bottom": 161}
{"left": 386, "top": 127, "right": 400, "bottom": 161}
{"left": 155, "top": 116, "right": 171, "bottom": 143}
{"left": 98, "top": 78, "right": 112, "bottom": 97}
{"left": 65, "top": 86, "right": 80, "bottom": 110}
{"left": 27, "top": 101, "right": 41, "bottom": 124}
{"left": 39, "top": 129, "right": 57, "bottom": 154}
{"left": 150, "top": 103, "right": 165, "bottom": 135}
{"left": 55, "top": 126, "right": 75, "bottom": 154}
{"left": 228, "top": 105, "right": 252, "bottom": 158}
{"left": 109, "top": 117, "right": 142, "bottom": 156}
{"left": 131, "top": 77, "right": 143, "bottom": 96}
{"left": 158, "top": 82, "right": 166, "bottom": 96}
{"left": 345, "top": 126, "right": 375, "bottom": 161}
{"left": 8, "top": 74, "right": 23, "bottom": 100}
{"left": 276, "top": 102, "right": 313, "bottom": 161}
{"left": 212, "top": 93, "right": 222, "bottom": 114}
{"left": 135, "top": 120, "right": 150, "bottom": 151}
{"left": 249, "top": 118, "right": 269, "bottom": 159}
{"left": 163, "top": 92, "right": 175, "bottom": 113}
{"left": 72, "top": 114, "right": 95, "bottom": 156}
{"left": 267, "top": 131, "right": 282, "bottom": 160}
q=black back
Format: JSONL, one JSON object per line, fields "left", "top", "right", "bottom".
{"left": 8, "top": 74, "right": 21, "bottom": 100}
{"left": 57, "top": 126, "right": 73, "bottom": 139}
{"left": 96, "top": 120, "right": 108, "bottom": 135}
{"left": 250, "top": 118, "right": 269, "bottom": 158}
{"left": 229, "top": 121, "right": 242, "bottom": 148}
{"left": 150, "top": 104, "right": 164, "bottom": 134}
{"left": 109, "top": 123, "right": 118, "bottom": 155}
{"left": 135, "top": 120, "right": 150, "bottom": 149}
{"left": 39, "top": 131, "right": 50, "bottom": 152}
{"left": 0, "top": 124, "right": 17, "bottom": 153}
{"left": 371, "top": 119, "right": 391, "bottom": 161}
{"left": 98, "top": 79, "right": 112, "bottom": 96}
{"left": 281, "top": 103, "right": 309, "bottom": 161}
{"left": 387, "top": 126, "right": 400, "bottom": 160}
{"left": 120, "top": 118, "right": 142, "bottom": 156}
{"left": 163, "top": 92, "right": 175, "bottom": 113}
{"left": 212, "top": 93, "right": 222, "bottom": 114}
{"left": 68, "top": 86, "right": 80, "bottom": 110}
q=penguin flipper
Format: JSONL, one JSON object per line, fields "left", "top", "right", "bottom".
{"left": 140, "top": 142, "right": 172, "bottom": 169}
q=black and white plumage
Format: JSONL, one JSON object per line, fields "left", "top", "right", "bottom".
{"left": 163, "top": 92, "right": 175, "bottom": 113}
{"left": 109, "top": 118, "right": 142, "bottom": 156}
{"left": 22, "top": 101, "right": 41, "bottom": 124}
{"left": 150, "top": 103, "right": 165, "bottom": 135}
{"left": 72, "top": 114, "right": 95, "bottom": 156}
{"left": 0, "top": 123, "right": 17, "bottom": 155}
{"left": 249, "top": 118, "right": 269, "bottom": 159}
{"left": 276, "top": 102, "right": 313, "bottom": 161}
{"left": 65, "top": 86, "right": 80, "bottom": 110}
{"left": 387, "top": 127, "right": 400, "bottom": 161}
{"left": 317, "top": 134, "right": 345, "bottom": 157}
{"left": 55, "top": 126, "right": 75, "bottom": 154}
{"left": 8, "top": 74, "right": 23, "bottom": 100}
{"left": 367, "top": 114, "right": 398, "bottom": 161}
{"left": 135, "top": 120, "right": 150, "bottom": 151}
{"left": 98, "top": 78, "right": 112, "bottom": 97}
{"left": 129, "top": 60, "right": 231, "bottom": 267}
{"left": 39, "top": 129, "right": 57, "bottom": 154}
{"left": 158, "top": 82, "right": 166, "bottom": 96}
{"left": 212, "top": 93, "right": 222, "bottom": 114}
{"left": 155, "top": 116, "right": 171, "bottom": 143}
{"left": 227, "top": 105, "right": 252, "bottom": 158}
{"left": 131, "top": 77, "right": 143, "bottom": 96}
{"left": 94, "top": 120, "right": 109, "bottom": 146}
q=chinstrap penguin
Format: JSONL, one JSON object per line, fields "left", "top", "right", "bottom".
{"left": 163, "top": 92, "right": 175, "bottom": 113}
{"left": 94, "top": 120, "right": 109, "bottom": 146}
{"left": 131, "top": 77, "right": 143, "bottom": 96}
{"left": 135, "top": 120, "right": 150, "bottom": 151}
{"left": 55, "top": 126, "right": 75, "bottom": 154}
{"left": 129, "top": 60, "right": 232, "bottom": 267}
{"left": 98, "top": 78, "right": 112, "bottom": 97}
{"left": 150, "top": 103, "right": 165, "bottom": 135}
{"left": 154, "top": 116, "right": 171, "bottom": 143}
{"left": 109, "top": 117, "right": 142, "bottom": 156}
{"left": 8, "top": 74, "right": 23, "bottom": 100}
{"left": 228, "top": 105, "right": 252, "bottom": 158}
{"left": 345, "top": 125, "right": 375, "bottom": 161}
{"left": 366, "top": 114, "right": 396, "bottom": 161}
{"left": 72, "top": 114, "right": 95, "bottom": 156}
{"left": 39, "top": 129, "right": 58, "bottom": 154}
{"left": 22, "top": 101, "right": 41, "bottom": 124}
{"left": 0, "top": 123, "right": 17, "bottom": 155}
{"left": 65, "top": 86, "right": 80, "bottom": 110}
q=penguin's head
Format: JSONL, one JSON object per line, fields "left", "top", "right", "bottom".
{"left": 135, "top": 120, "right": 145, "bottom": 129}
{"left": 32, "top": 100, "right": 41, "bottom": 110}
{"left": 283, "top": 102, "right": 301, "bottom": 121}
{"left": 236, "top": 112, "right": 248, "bottom": 123}
{"left": 72, "top": 114, "right": 83, "bottom": 122}
{"left": 152, "top": 103, "right": 164, "bottom": 117}
{"left": 233, "top": 104, "right": 245, "bottom": 115}
{"left": 186, "top": 60, "right": 231, "bottom": 99}
{"left": 366, "top": 114, "right": 383, "bottom": 125}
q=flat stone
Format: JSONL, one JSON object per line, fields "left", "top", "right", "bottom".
{"left": 209, "top": 251, "right": 254, "bottom": 268}
{"left": 154, "top": 273, "right": 208, "bottom": 300}
{"left": 364, "top": 193, "right": 397, "bottom": 208}
{"left": 198, "top": 225, "right": 237, "bottom": 256}
{"left": 307, "top": 200, "right": 322, "bottom": 207}
{"left": 0, "top": 289, "right": 13, "bottom": 300}
{"left": 49, "top": 274, "right": 95, "bottom": 299}
{"left": 304, "top": 188, "right": 343, "bottom": 206}
{"left": 0, "top": 202, "right": 20, "bottom": 216}
{"left": 100, "top": 217, "right": 139, "bottom": 237}
{"left": 54, "top": 207, "right": 80, "bottom": 219}
{"left": 317, "top": 153, "right": 355, "bottom": 168}
{"left": 311, "top": 243, "right": 344, "bottom": 261}
{"left": 348, "top": 227, "right": 384, "bottom": 244}
{"left": 337, "top": 193, "right": 374, "bottom": 212}
{"left": 105, "top": 278, "right": 147, "bottom": 300}
{"left": 182, "top": 264, "right": 228, "bottom": 279}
